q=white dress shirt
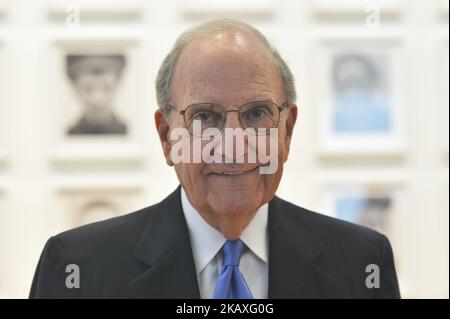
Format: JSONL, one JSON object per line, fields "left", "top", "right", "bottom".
{"left": 181, "top": 188, "right": 269, "bottom": 299}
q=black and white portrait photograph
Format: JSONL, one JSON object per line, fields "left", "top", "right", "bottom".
{"left": 66, "top": 54, "right": 128, "bottom": 136}
{"left": 48, "top": 39, "right": 147, "bottom": 164}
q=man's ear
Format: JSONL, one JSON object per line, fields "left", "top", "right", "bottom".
{"left": 283, "top": 104, "right": 298, "bottom": 161}
{"left": 154, "top": 109, "right": 173, "bottom": 166}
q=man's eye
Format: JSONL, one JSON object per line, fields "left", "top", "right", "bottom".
{"left": 193, "top": 111, "right": 218, "bottom": 122}
{"left": 247, "top": 107, "right": 268, "bottom": 120}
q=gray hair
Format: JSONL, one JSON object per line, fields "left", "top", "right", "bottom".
{"left": 155, "top": 18, "right": 296, "bottom": 110}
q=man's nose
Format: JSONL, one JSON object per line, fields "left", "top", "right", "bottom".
{"left": 223, "top": 110, "right": 242, "bottom": 130}
{"left": 217, "top": 110, "right": 248, "bottom": 162}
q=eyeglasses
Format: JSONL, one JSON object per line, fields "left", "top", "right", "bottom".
{"left": 164, "top": 100, "right": 289, "bottom": 137}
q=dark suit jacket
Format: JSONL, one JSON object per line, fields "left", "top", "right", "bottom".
{"left": 30, "top": 186, "right": 400, "bottom": 299}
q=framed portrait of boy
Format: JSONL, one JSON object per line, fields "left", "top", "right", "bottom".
{"left": 48, "top": 37, "right": 146, "bottom": 164}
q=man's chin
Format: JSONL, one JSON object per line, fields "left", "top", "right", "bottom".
{"left": 208, "top": 191, "right": 262, "bottom": 217}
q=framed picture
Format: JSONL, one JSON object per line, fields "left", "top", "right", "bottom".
{"left": 321, "top": 181, "right": 405, "bottom": 236}
{"left": 55, "top": 180, "right": 144, "bottom": 228}
{"left": 65, "top": 54, "right": 129, "bottom": 136}
{"left": 314, "top": 35, "right": 406, "bottom": 157}
{"left": 48, "top": 37, "right": 147, "bottom": 164}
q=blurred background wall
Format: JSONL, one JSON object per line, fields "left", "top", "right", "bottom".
{"left": 0, "top": 0, "right": 448, "bottom": 298}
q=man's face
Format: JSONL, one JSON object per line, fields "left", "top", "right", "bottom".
{"left": 155, "top": 31, "right": 297, "bottom": 236}
{"left": 74, "top": 70, "right": 117, "bottom": 111}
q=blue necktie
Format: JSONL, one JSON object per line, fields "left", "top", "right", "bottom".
{"left": 213, "top": 239, "right": 253, "bottom": 299}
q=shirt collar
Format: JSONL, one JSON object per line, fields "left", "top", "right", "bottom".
{"left": 181, "top": 188, "right": 268, "bottom": 275}
{"left": 240, "top": 203, "right": 269, "bottom": 264}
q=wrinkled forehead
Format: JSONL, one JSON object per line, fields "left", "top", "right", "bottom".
{"left": 171, "top": 30, "right": 284, "bottom": 106}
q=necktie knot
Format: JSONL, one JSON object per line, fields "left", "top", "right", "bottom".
{"left": 222, "top": 239, "right": 245, "bottom": 267}
{"left": 213, "top": 239, "right": 253, "bottom": 299}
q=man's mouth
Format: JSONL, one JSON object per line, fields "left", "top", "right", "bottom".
{"left": 221, "top": 171, "right": 249, "bottom": 176}
{"left": 209, "top": 166, "right": 260, "bottom": 176}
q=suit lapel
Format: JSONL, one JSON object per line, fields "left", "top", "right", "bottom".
{"left": 268, "top": 196, "right": 337, "bottom": 299}
{"left": 128, "top": 186, "right": 200, "bottom": 298}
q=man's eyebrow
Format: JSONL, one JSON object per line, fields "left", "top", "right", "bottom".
{"left": 187, "top": 98, "right": 277, "bottom": 106}
{"left": 251, "top": 98, "right": 276, "bottom": 103}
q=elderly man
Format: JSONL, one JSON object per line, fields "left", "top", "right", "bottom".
{"left": 30, "top": 19, "right": 400, "bottom": 299}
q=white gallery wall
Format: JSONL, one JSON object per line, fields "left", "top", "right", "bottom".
{"left": 0, "top": 0, "right": 448, "bottom": 298}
